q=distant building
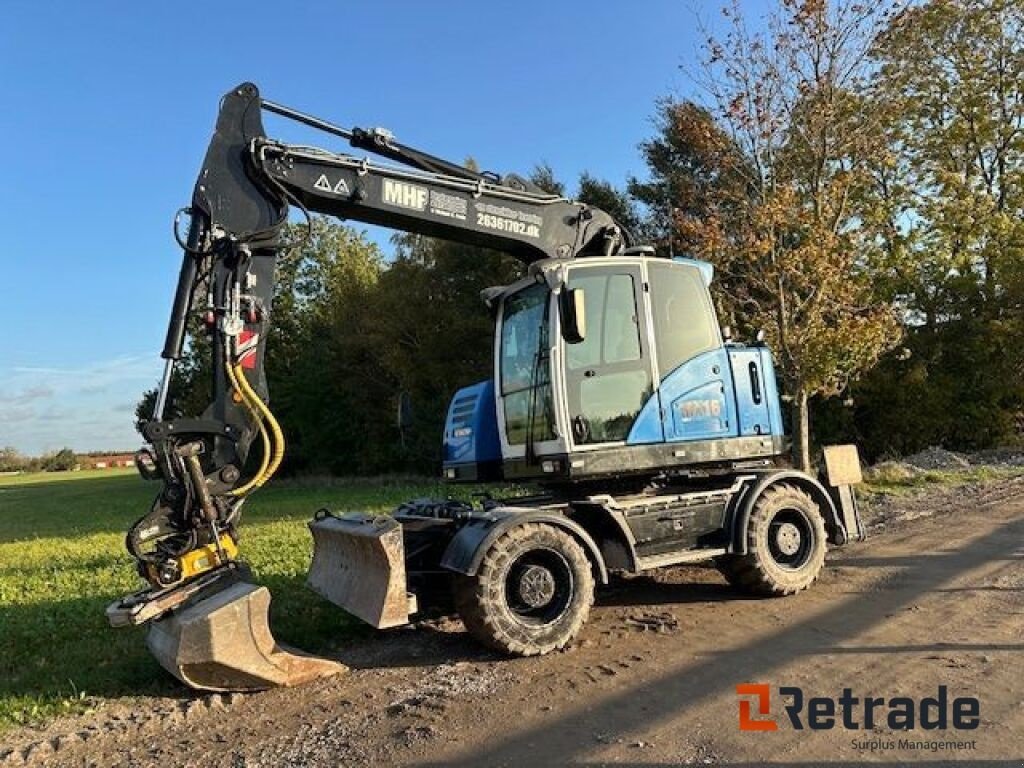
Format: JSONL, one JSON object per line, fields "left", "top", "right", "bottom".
{"left": 83, "top": 453, "right": 135, "bottom": 470}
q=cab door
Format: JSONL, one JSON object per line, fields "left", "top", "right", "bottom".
{"left": 562, "top": 265, "right": 655, "bottom": 447}
{"left": 728, "top": 347, "right": 772, "bottom": 436}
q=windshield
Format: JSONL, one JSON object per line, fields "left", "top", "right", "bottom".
{"left": 499, "top": 282, "right": 554, "bottom": 446}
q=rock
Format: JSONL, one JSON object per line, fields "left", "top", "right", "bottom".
{"left": 0, "top": 747, "right": 25, "bottom": 766}
{"left": 625, "top": 612, "right": 679, "bottom": 633}
{"left": 22, "top": 741, "right": 53, "bottom": 763}
{"left": 968, "top": 448, "right": 1024, "bottom": 467}
{"left": 398, "top": 724, "right": 437, "bottom": 746}
{"left": 54, "top": 733, "right": 82, "bottom": 751}
{"left": 903, "top": 447, "right": 970, "bottom": 470}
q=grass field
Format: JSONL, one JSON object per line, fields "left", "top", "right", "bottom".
{"left": 0, "top": 469, "right": 507, "bottom": 733}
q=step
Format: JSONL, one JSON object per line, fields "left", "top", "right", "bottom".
{"left": 634, "top": 546, "right": 727, "bottom": 571}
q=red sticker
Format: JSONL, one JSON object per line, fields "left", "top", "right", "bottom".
{"left": 237, "top": 330, "right": 259, "bottom": 370}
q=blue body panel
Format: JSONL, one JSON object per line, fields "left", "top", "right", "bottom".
{"left": 628, "top": 344, "right": 784, "bottom": 446}
{"left": 442, "top": 380, "right": 502, "bottom": 466}
{"left": 629, "top": 348, "right": 737, "bottom": 444}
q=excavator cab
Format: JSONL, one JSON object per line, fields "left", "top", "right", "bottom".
{"left": 442, "top": 255, "right": 785, "bottom": 486}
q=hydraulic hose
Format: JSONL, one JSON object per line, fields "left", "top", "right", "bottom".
{"left": 226, "top": 359, "right": 272, "bottom": 497}
{"left": 230, "top": 362, "right": 286, "bottom": 487}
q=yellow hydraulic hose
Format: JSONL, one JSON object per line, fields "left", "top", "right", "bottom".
{"left": 231, "top": 363, "right": 286, "bottom": 487}
{"left": 226, "top": 361, "right": 272, "bottom": 497}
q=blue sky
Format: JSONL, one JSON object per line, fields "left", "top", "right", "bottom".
{"left": 0, "top": 1, "right": 758, "bottom": 455}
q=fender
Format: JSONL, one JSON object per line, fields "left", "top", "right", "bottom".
{"left": 440, "top": 508, "right": 609, "bottom": 584}
{"left": 727, "top": 470, "right": 848, "bottom": 554}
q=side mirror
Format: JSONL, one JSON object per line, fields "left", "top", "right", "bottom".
{"left": 397, "top": 392, "right": 413, "bottom": 432}
{"left": 722, "top": 325, "right": 733, "bottom": 342}
{"left": 560, "top": 288, "right": 586, "bottom": 344}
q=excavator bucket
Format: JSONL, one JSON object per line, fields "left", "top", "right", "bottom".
{"left": 307, "top": 513, "right": 416, "bottom": 629}
{"left": 142, "top": 579, "right": 345, "bottom": 691}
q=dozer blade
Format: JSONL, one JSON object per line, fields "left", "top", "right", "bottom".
{"left": 308, "top": 513, "right": 416, "bottom": 629}
{"left": 146, "top": 580, "right": 346, "bottom": 691}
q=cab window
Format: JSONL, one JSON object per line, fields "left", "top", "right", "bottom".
{"left": 500, "top": 283, "right": 555, "bottom": 445}
{"left": 648, "top": 262, "right": 719, "bottom": 378}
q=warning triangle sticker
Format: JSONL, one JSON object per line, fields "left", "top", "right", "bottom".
{"left": 333, "top": 179, "right": 350, "bottom": 195}
{"left": 314, "top": 174, "right": 332, "bottom": 192}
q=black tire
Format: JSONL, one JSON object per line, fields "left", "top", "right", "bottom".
{"left": 716, "top": 483, "right": 826, "bottom": 596}
{"left": 453, "top": 522, "right": 594, "bottom": 656}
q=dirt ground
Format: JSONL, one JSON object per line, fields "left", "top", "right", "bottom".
{"left": 3, "top": 477, "right": 1023, "bottom": 767}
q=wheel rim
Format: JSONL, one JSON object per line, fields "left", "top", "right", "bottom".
{"left": 504, "top": 547, "right": 574, "bottom": 626}
{"left": 767, "top": 508, "right": 814, "bottom": 570}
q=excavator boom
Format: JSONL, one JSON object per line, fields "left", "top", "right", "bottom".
{"left": 108, "top": 82, "right": 630, "bottom": 691}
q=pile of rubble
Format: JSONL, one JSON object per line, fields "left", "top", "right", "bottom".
{"left": 902, "top": 447, "right": 971, "bottom": 470}
{"left": 967, "top": 447, "right": 1024, "bottom": 467}
{"left": 860, "top": 444, "right": 1021, "bottom": 484}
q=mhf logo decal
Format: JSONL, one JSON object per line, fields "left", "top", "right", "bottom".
{"left": 737, "top": 684, "right": 777, "bottom": 731}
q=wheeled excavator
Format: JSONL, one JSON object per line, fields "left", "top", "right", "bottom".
{"left": 107, "top": 83, "right": 866, "bottom": 691}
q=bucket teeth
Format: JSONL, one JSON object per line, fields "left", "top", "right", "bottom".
{"left": 146, "top": 580, "right": 345, "bottom": 691}
{"left": 308, "top": 514, "right": 414, "bottom": 629}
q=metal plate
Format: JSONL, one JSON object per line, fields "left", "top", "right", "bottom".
{"left": 823, "top": 444, "right": 863, "bottom": 486}
{"left": 307, "top": 513, "right": 414, "bottom": 629}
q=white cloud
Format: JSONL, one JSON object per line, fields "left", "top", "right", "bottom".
{"left": 14, "top": 355, "right": 158, "bottom": 386}
{"left": 0, "top": 384, "right": 53, "bottom": 405}
{"left": 0, "top": 355, "right": 162, "bottom": 455}
{"left": 0, "top": 406, "right": 36, "bottom": 424}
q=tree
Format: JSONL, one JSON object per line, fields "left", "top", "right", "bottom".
{"left": 635, "top": 0, "right": 903, "bottom": 470}
{"left": 42, "top": 448, "right": 77, "bottom": 472}
{"left": 576, "top": 172, "right": 648, "bottom": 241}
{"left": 631, "top": 100, "right": 754, "bottom": 253}
{"left": 849, "top": 0, "right": 1024, "bottom": 453}
{"left": 0, "top": 447, "right": 26, "bottom": 472}
{"left": 270, "top": 218, "right": 388, "bottom": 474}
{"left": 529, "top": 163, "right": 566, "bottom": 196}
{"left": 630, "top": 99, "right": 759, "bottom": 327}
{"left": 370, "top": 233, "right": 523, "bottom": 470}
{"left": 872, "top": 0, "right": 1024, "bottom": 322}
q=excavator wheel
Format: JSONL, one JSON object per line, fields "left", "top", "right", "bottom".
{"left": 716, "top": 483, "right": 827, "bottom": 596}
{"left": 453, "top": 523, "right": 594, "bottom": 656}
{"left": 145, "top": 580, "right": 346, "bottom": 691}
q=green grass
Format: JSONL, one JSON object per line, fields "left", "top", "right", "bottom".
{"left": 0, "top": 467, "right": 136, "bottom": 487}
{"left": 860, "top": 465, "right": 1023, "bottom": 496}
{"left": 0, "top": 470, "right": 508, "bottom": 733}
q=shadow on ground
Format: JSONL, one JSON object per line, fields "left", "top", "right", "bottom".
{"left": 430, "top": 515, "right": 1024, "bottom": 767}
